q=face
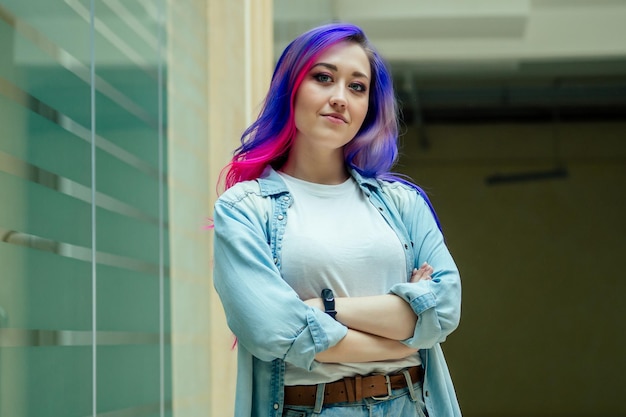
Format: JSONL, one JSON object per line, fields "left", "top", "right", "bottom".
{"left": 292, "top": 41, "right": 371, "bottom": 154}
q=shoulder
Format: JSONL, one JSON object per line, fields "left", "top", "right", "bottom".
{"left": 376, "top": 179, "right": 429, "bottom": 209}
{"left": 351, "top": 169, "right": 428, "bottom": 208}
{"left": 213, "top": 180, "right": 274, "bottom": 230}
{"left": 216, "top": 180, "right": 264, "bottom": 208}
{"left": 376, "top": 179, "right": 443, "bottom": 231}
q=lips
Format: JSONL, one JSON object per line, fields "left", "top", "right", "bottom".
{"left": 322, "top": 113, "right": 348, "bottom": 123}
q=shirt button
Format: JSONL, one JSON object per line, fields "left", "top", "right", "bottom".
{"left": 273, "top": 258, "right": 278, "bottom": 264}
{"left": 283, "top": 196, "right": 289, "bottom": 201}
{"left": 273, "top": 403, "right": 279, "bottom": 410}
{"left": 404, "top": 244, "right": 409, "bottom": 250}
{"left": 277, "top": 215, "right": 284, "bottom": 220}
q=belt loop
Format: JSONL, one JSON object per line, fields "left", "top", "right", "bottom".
{"left": 354, "top": 375, "right": 363, "bottom": 401}
{"left": 403, "top": 369, "right": 419, "bottom": 402}
{"left": 343, "top": 377, "right": 356, "bottom": 403}
{"left": 313, "top": 382, "right": 326, "bottom": 414}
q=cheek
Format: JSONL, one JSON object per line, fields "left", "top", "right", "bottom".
{"left": 293, "top": 88, "right": 316, "bottom": 117}
{"left": 293, "top": 103, "right": 314, "bottom": 135}
{"left": 354, "top": 101, "right": 369, "bottom": 125}
{"left": 292, "top": 96, "right": 307, "bottom": 130}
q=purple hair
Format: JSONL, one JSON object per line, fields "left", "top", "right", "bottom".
{"left": 221, "top": 22, "right": 442, "bottom": 229}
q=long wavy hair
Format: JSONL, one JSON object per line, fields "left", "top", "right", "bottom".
{"left": 220, "top": 22, "right": 441, "bottom": 228}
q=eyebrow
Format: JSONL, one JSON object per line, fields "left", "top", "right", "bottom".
{"left": 312, "top": 63, "right": 370, "bottom": 79}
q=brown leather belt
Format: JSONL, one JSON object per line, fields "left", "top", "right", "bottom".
{"left": 284, "top": 365, "right": 424, "bottom": 407}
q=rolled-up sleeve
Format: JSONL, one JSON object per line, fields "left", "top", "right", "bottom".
{"left": 387, "top": 191, "right": 461, "bottom": 349}
{"left": 213, "top": 187, "right": 348, "bottom": 370}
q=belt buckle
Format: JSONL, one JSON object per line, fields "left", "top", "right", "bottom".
{"left": 370, "top": 374, "right": 392, "bottom": 401}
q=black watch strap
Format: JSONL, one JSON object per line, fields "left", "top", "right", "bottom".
{"left": 321, "top": 288, "right": 337, "bottom": 319}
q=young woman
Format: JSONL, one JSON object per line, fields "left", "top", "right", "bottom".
{"left": 213, "top": 23, "right": 462, "bottom": 417}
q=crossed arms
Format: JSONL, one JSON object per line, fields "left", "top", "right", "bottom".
{"left": 305, "top": 263, "right": 433, "bottom": 363}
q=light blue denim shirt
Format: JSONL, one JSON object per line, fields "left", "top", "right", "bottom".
{"left": 213, "top": 166, "right": 462, "bottom": 417}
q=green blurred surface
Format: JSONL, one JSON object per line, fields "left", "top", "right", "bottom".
{"left": 0, "top": 0, "right": 171, "bottom": 415}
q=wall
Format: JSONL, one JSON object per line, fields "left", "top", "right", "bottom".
{"left": 167, "top": 1, "right": 212, "bottom": 415}
{"left": 205, "top": 1, "right": 273, "bottom": 415}
{"left": 167, "top": 0, "right": 273, "bottom": 415}
{"left": 398, "top": 121, "right": 626, "bottom": 416}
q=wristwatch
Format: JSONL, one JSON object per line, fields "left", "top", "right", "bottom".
{"left": 321, "top": 288, "right": 337, "bottom": 319}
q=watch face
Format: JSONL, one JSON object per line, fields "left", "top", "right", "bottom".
{"left": 321, "top": 288, "right": 335, "bottom": 319}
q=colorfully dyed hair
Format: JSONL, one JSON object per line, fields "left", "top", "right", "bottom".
{"left": 221, "top": 22, "right": 441, "bottom": 229}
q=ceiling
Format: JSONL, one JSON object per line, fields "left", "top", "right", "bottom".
{"left": 273, "top": 0, "right": 626, "bottom": 123}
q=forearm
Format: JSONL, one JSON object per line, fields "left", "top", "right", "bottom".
{"left": 314, "top": 328, "right": 418, "bottom": 363}
{"left": 335, "top": 295, "right": 417, "bottom": 340}
{"left": 307, "top": 264, "right": 431, "bottom": 340}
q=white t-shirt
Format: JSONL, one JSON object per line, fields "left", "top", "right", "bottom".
{"left": 277, "top": 172, "right": 422, "bottom": 385}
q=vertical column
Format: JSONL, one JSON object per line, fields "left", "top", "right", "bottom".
{"left": 167, "top": 0, "right": 213, "bottom": 415}
{"left": 167, "top": 0, "right": 272, "bottom": 415}
{"left": 206, "top": 0, "right": 272, "bottom": 416}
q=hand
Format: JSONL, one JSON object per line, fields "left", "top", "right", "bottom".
{"left": 410, "top": 262, "right": 433, "bottom": 283}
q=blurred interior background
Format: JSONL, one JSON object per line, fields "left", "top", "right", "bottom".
{"left": 0, "top": 0, "right": 624, "bottom": 416}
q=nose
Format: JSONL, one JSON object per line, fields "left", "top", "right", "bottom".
{"left": 330, "top": 87, "right": 347, "bottom": 109}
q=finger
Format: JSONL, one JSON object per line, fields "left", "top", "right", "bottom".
{"left": 414, "top": 266, "right": 426, "bottom": 277}
{"left": 420, "top": 262, "right": 434, "bottom": 272}
{"left": 411, "top": 269, "right": 431, "bottom": 283}
{"left": 410, "top": 268, "right": 425, "bottom": 283}
{"left": 410, "top": 268, "right": 419, "bottom": 282}
{"left": 421, "top": 262, "right": 433, "bottom": 274}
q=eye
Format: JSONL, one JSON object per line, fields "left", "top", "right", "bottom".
{"left": 349, "top": 82, "right": 367, "bottom": 93}
{"left": 314, "top": 73, "right": 332, "bottom": 83}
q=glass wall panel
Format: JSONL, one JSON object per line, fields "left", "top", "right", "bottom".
{"left": 94, "top": 2, "right": 170, "bottom": 413}
{"left": 0, "top": 0, "right": 171, "bottom": 415}
{"left": 0, "top": 1, "right": 94, "bottom": 415}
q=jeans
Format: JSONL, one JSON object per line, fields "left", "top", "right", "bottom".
{"left": 282, "top": 380, "right": 428, "bottom": 417}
